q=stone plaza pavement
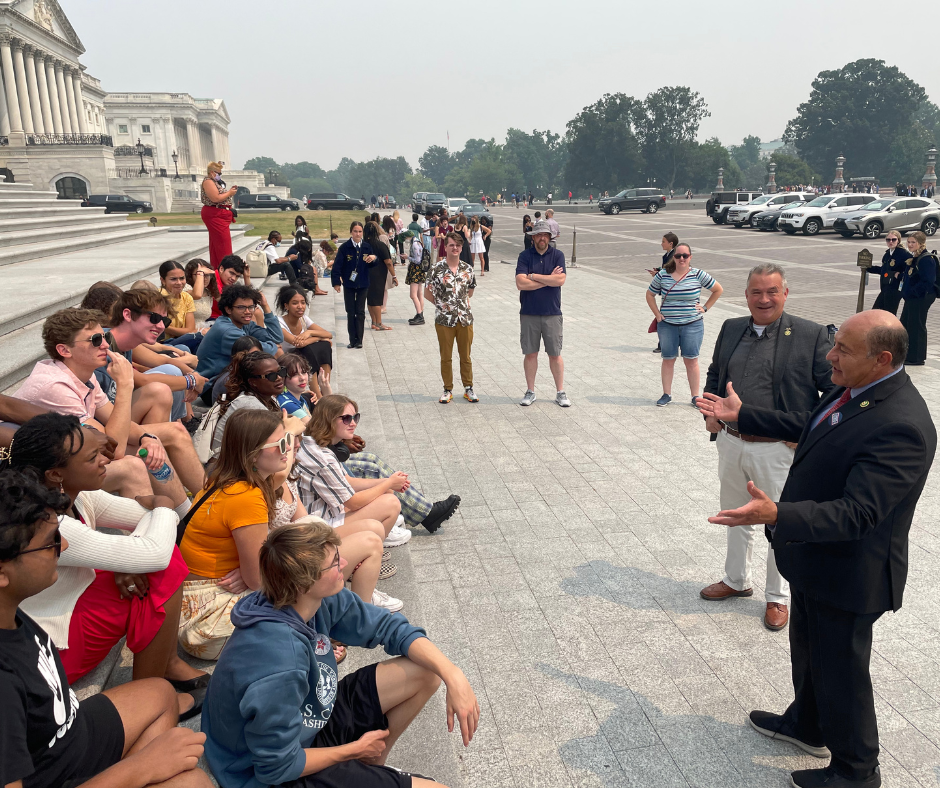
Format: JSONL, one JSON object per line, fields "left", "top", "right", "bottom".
{"left": 332, "top": 234, "right": 940, "bottom": 788}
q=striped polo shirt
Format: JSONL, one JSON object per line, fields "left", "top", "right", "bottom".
{"left": 648, "top": 268, "right": 716, "bottom": 325}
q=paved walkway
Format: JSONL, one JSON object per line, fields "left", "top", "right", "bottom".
{"left": 333, "top": 245, "right": 940, "bottom": 787}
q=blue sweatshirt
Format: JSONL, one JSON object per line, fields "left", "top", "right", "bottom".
{"left": 201, "top": 590, "right": 426, "bottom": 788}
{"left": 196, "top": 314, "right": 284, "bottom": 378}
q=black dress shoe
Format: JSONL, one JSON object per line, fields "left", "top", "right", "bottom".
{"left": 179, "top": 685, "right": 206, "bottom": 722}
{"left": 749, "top": 710, "right": 830, "bottom": 758}
{"left": 790, "top": 766, "right": 881, "bottom": 788}
{"left": 347, "top": 342, "right": 357, "bottom": 349}
{"left": 354, "top": 343, "right": 363, "bottom": 349}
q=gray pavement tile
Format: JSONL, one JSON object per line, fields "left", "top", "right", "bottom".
{"left": 614, "top": 744, "right": 689, "bottom": 788}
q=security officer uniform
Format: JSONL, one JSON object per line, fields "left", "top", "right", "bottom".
{"left": 870, "top": 246, "right": 910, "bottom": 315}
{"left": 899, "top": 249, "right": 939, "bottom": 365}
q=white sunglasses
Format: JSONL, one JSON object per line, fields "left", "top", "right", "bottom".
{"left": 260, "top": 434, "right": 291, "bottom": 454}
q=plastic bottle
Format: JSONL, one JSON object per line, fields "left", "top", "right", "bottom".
{"left": 137, "top": 448, "right": 174, "bottom": 482}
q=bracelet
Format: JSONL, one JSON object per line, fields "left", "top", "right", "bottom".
{"left": 141, "top": 432, "right": 158, "bottom": 443}
{"left": 185, "top": 374, "right": 196, "bottom": 390}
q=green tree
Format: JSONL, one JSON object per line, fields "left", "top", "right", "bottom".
{"left": 770, "top": 152, "right": 820, "bottom": 188}
{"left": 730, "top": 135, "right": 761, "bottom": 169}
{"left": 443, "top": 165, "right": 470, "bottom": 197}
{"left": 636, "top": 86, "right": 710, "bottom": 190}
{"left": 455, "top": 138, "right": 490, "bottom": 166}
{"left": 325, "top": 157, "right": 358, "bottom": 195}
{"left": 290, "top": 177, "right": 334, "bottom": 200}
{"left": 504, "top": 128, "right": 568, "bottom": 195}
{"left": 784, "top": 59, "right": 926, "bottom": 182}
{"left": 282, "top": 161, "right": 327, "bottom": 182}
{"left": 562, "top": 92, "right": 644, "bottom": 194}
{"left": 465, "top": 146, "right": 521, "bottom": 198}
{"left": 242, "top": 156, "right": 279, "bottom": 175}
{"left": 681, "top": 137, "right": 740, "bottom": 193}
{"left": 418, "top": 145, "right": 456, "bottom": 189}
{"left": 399, "top": 172, "right": 437, "bottom": 208}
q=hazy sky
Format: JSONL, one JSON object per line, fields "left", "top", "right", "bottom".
{"left": 69, "top": 0, "right": 939, "bottom": 171}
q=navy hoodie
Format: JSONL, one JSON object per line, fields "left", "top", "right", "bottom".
{"left": 202, "top": 590, "right": 426, "bottom": 788}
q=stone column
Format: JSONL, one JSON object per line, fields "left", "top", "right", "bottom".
{"left": 832, "top": 154, "right": 846, "bottom": 193}
{"left": 0, "top": 59, "right": 9, "bottom": 136}
{"left": 11, "top": 40, "right": 32, "bottom": 134}
{"left": 715, "top": 166, "right": 725, "bottom": 191}
{"left": 54, "top": 61, "right": 72, "bottom": 134}
{"left": 22, "top": 46, "right": 43, "bottom": 134}
{"left": 35, "top": 52, "right": 53, "bottom": 133}
{"left": 765, "top": 161, "right": 777, "bottom": 193}
{"left": 922, "top": 145, "right": 937, "bottom": 192}
{"left": 64, "top": 67, "right": 79, "bottom": 136}
{"left": 223, "top": 132, "right": 230, "bottom": 165}
{"left": 0, "top": 35, "right": 23, "bottom": 133}
{"left": 209, "top": 123, "right": 221, "bottom": 162}
{"left": 185, "top": 118, "right": 199, "bottom": 171}
{"left": 70, "top": 69, "right": 88, "bottom": 133}
{"left": 45, "top": 57, "right": 62, "bottom": 133}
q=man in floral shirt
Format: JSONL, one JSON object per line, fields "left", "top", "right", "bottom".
{"left": 425, "top": 231, "right": 478, "bottom": 403}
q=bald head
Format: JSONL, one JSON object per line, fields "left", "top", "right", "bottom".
{"left": 829, "top": 310, "right": 909, "bottom": 388}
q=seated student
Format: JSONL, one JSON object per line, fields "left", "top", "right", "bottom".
{"left": 276, "top": 285, "right": 333, "bottom": 396}
{"left": 277, "top": 352, "right": 316, "bottom": 422}
{"left": 210, "top": 255, "right": 249, "bottom": 319}
{"left": 80, "top": 280, "right": 124, "bottom": 317}
{"left": 159, "top": 260, "right": 208, "bottom": 353}
{"left": 211, "top": 351, "right": 284, "bottom": 456}
{"left": 0, "top": 469, "right": 213, "bottom": 788}
{"left": 184, "top": 257, "right": 218, "bottom": 328}
{"left": 253, "top": 230, "right": 299, "bottom": 285}
{"left": 313, "top": 239, "right": 335, "bottom": 279}
{"left": 178, "top": 409, "right": 289, "bottom": 660}
{"left": 7, "top": 415, "right": 207, "bottom": 716}
{"left": 196, "top": 284, "right": 284, "bottom": 381}
{"left": 16, "top": 307, "right": 204, "bottom": 499}
{"left": 210, "top": 335, "right": 262, "bottom": 404}
{"left": 201, "top": 520, "right": 479, "bottom": 788}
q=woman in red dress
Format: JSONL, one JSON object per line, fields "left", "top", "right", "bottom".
{"left": 200, "top": 162, "right": 238, "bottom": 267}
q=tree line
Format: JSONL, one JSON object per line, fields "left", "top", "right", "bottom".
{"left": 244, "top": 59, "right": 940, "bottom": 203}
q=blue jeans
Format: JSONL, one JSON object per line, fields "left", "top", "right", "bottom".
{"left": 164, "top": 333, "right": 204, "bottom": 353}
{"left": 144, "top": 364, "right": 186, "bottom": 421}
{"left": 656, "top": 318, "right": 704, "bottom": 359}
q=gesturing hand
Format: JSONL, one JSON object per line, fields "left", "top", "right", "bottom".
{"left": 708, "top": 481, "right": 778, "bottom": 527}
{"left": 445, "top": 671, "right": 481, "bottom": 746}
{"left": 697, "top": 382, "right": 742, "bottom": 423}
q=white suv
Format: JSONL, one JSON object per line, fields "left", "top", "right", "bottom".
{"left": 725, "top": 193, "right": 814, "bottom": 227}
{"left": 447, "top": 197, "right": 469, "bottom": 217}
{"left": 778, "top": 194, "right": 873, "bottom": 235}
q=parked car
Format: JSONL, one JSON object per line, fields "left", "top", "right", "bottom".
{"left": 707, "top": 191, "right": 763, "bottom": 224}
{"left": 753, "top": 198, "right": 811, "bottom": 231}
{"left": 420, "top": 192, "right": 446, "bottom": 214}
{"left": 235, "top": 193, "right": 301, "bottom": 211}
{"left": 81, "top": 194, "right": 153, "bottom": 214}
{"left": 447, "top": 197, "right": 470, "bottom": 217}
{"left": 598, "top": 188, "right": 666, "bottom": 214}
{"left": 839, "top": 197, "right": 940, "bottom": 239}
{"left": 777, "top": 194, "right": 873, "bottom": 235}
{"left": 412, "top": 192, "right": 427, "bottom": 211}
{"left": 305, "top": 192, "right": 365, "bottom": 211}
{"left": 458, "top": 202, "right": 494, "bottom": 226}
{"left": 726, "top": 193, "right": 815, "bottom": 227}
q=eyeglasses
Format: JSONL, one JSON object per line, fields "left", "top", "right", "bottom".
{"left": 886, "top": 238, "right": 899, "bottom": 243}
{"left": 325, "top": 549, "right": 342, "bottom": 573}
{"left": 673, "top": 253, "right": 691, "bottom": 260}
{"left": 250, "top": 369, "right": 287, "bottom": 383}
{"left": 140, "top": 311, "right": 172, "bottom": 329}
{"left": 75, "top": 333, "right": 105, "bottom": 348}
{"left": 230, "top": 304, "right": 257, "bottom": 312}
{"left": 338, "top": 413, "right": 361, "bottom": 426}
{"left": 16, "top": 528, "right": 62, "bottom": 558}
{"left": 260, "top": 434, "right": 292, "bottom": 454}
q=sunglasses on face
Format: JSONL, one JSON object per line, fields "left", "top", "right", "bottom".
{"left": 673, "top": 253, "right": 691, "bottom": 260}
{"left": 75, "top": 333, "right": 105, "bottom": 348}
{"left": 250, "top": 369, "right": 287, "bottom": 383}
{"left": 887, "top": 238, "right": 899, "bottom": 243}
{"left": 338, "top": 413, "right": 361, "bottom": 426}
{"left": 260, "top": 434, "right": 292, "bottom": 454}
{"left": 140, "top": 311, "right": 172, "bottom": 329}
{"left": 17, "top": 528, "right": 62, "bottom": 558}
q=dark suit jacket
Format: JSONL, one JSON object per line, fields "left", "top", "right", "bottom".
{"left": 739, "top": 371, "right": 936, "bottom": 615}
{"left": 704, "top": 311, "right": 835, "bottom": 440}
{"left": 331, "top": 239, "right": 373, "bottom": 290}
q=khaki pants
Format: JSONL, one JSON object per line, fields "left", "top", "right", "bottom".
{"left": 435, "top": 323, "right": 473, "bottom": 390}
{"left": 717, "top": 429, "right": 793, "bottom": 604}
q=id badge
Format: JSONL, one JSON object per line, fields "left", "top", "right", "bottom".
{"left": 349, "top": 271, "right": 358, "bottom": 282}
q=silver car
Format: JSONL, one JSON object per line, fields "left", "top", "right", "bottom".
{"left": 841, "top": 197, "right": 940, "bottom": 239}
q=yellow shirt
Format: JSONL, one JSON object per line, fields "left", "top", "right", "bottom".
{"left": 180, "top": 482, "right": 269, "bottom": 578}
{"left": 161, "top": 288, "right": 196, "bottom": 329}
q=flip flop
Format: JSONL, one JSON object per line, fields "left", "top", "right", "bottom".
{"left": 376, "top": 324, "right": 393, "bottom": 330}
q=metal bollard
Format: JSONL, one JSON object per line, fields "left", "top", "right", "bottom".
{"left": 570, "top": 226, "right": 578, "bottom": 268}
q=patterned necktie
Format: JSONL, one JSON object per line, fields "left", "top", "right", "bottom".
{"left": 814, "top": 389, "right": 851, "bottom": 429}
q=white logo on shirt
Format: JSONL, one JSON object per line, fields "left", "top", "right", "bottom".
{"left": 316, "top": 663, "right": 337, "bottom": 706}
{"left": 35, "top": 633, "right": 78, "bottom": 748}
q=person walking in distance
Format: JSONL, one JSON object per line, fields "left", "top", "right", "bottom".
{"left": 698, "top": 310, "right": 935, "bottom": 788}
{"left": 331, "top": 221, "right": 375, "bottom": 349}
{"left": 469, "top": 217, "right": 490, "bottom": 276}
{"left": 544, "top": 209, "right": 560, "bottom": 249}
{"left": 516, "top": 220, "right": 569, "bottom": 407}
{"left": 425, "top": 232, "right": 478, "bottom": 404}
{"left": 699, "top": 264, "right": 835, "bottom": 632}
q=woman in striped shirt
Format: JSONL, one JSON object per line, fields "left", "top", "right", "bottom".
{"left": 646, "top": 243, "right": 723, "bottom": 407}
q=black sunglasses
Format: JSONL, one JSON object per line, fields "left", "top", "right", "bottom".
{"left": 250, "top": 369, "right": 287, "bottom": 383}
{"left": 17, "top": 528, "right": 62, "bottom": 558}
{"left": 140, "top": 311, "right": 172, "bottom": 329}
{"left": 75, "top": 333, "right": 105, "bottom": 348}
{"left": 338, "top": 413, "right": 361, "bottom": 426}
{"left": 673, "top": 253, "right": 691, "bottom": 260}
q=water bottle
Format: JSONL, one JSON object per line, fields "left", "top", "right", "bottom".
{"left": 138, "top": 448, "right": 174, "bottom": 482}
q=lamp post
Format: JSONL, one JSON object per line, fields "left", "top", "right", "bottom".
{"left": 171, "top": 149, "right": 180, "bottom": 180}
{"left": 267, "top": 168, "right": 274, "bottom": 186}
{"left": 136, "top": 138, "right": 147, "bottom": 175}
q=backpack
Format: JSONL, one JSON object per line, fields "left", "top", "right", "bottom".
{"left": 409, "top": 235, "right": 424, "bottom": 265}
{"left": 296, "top": 262, "right": 317, "bottom": 291}
{"left": 932, "top": 251, "right": 940, "bottom": 298}
{"left": 245, "top": 242, "right": 271, "bottom": 279}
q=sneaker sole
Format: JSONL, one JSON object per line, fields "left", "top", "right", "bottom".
{"left": 424, "top": 496, "right": 461, "bottom": 534}
{"left": 656, "top": 401, "right": 671, "bottom": 407}
{"left": 384, "top": 533, "right": 412, "bottom": 547}
{"left": 748, "top": 718, "right": 831, "bottom": 758}
{"left": 700, "top": 588, "right": 754, "bottom": 600}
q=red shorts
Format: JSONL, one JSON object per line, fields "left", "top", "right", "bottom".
{"left": 59, "top": 547, "right": 189, "bottom": 683}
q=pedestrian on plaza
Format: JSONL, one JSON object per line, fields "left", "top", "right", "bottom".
{"left": 331, "top": 221, "right": 375, "bottom": 349}
{"left": 292, "top": 214, "right": 308, "bottom": 242}
{"left": 899, "top": 230, "right": 939, "bottom": 366}
{"left": 405, "top": 226, "right": 427, "bottom": 325}
{"left": 469, "top": 217, "right": 489, "bottom": 275}
{"left": 425, "top": 231, "right": 478, "bottom": 404}
{"left": 516, "top": 220, "right": 570, "bottom": 408}
{"left": 480, "top": 212, "right": 493, "bottom": 272}
{"left": 698, "top": 309, "right": 935, "bottom": 788}
{"left": 647, "top": 232, "right": 680, "bottom": 355}
{"left": 252, "top": 231, "right": 299, "bottom": 286}
{"left": 568, "top": 190, "right": 572, "bottom": 204}
{"left": 371, "top": 194, "right": 377, "bottom": 208}
{"left": 362, "top": 221, "right": 396, "bottom": 331}
{"left": 425, "top": 211, "right": 438, "bottom": 263}
{"left": 547, "top": 191, "right": 553, "bottom": 205}
{"left": 646, "top": 243, "right": 723, "bottom": 407}
{"left": 436, "top": 209, "right": 454, "bottom": 263}
{"left": 544, "top": 208, "right": 560, "bottom": 248}
{"left": 699, "top": 264, "right": 834, "bottom": 632}
{"left": 589, "top": 194, "right": 593, "bottom": 204}
{"left": 454, "top": 214, "right": 473, "bottom": 265}
{"left": 523, "top": 214, "right": 534, "bottom": 249}
{"left": 200, "top": 162, "right": 238, "bottom": 268}
{"left": 869, "top": 230, "right": 910, "bottom": 315}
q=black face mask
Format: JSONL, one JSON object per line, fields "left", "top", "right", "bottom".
{"left": 328, "top": 441, "right": 350, "bottom": 463}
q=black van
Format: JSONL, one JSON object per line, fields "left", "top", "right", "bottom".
{"left": 305, "top": 193, "right": 366, "bottom": 211}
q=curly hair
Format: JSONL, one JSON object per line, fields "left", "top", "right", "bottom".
{"left": 80, "top": 283, "right": 123, "bottom": 327}
{"left": 276, "top": 285, "right": 307, "bottom": 314}
{"left": 305, "top": 393, "right": 357, "bottom": 447}
{"left": 218, "top": 284, "right": 261, "bottom": 317}
{"left": 220, "top": 351, "right": 281, "bottom": 417}
{"left": 42, "top": 308, "right": 105, "bottom": 361}
{"left": 0, "top": 469, "right": 71, "bottom": 562}
{"left": 5, "top": 414, "right": 85, "bottom": 478}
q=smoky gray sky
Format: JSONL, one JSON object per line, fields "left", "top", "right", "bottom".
{"left": 68, "top": 0, "right": 938, "bottom": 170}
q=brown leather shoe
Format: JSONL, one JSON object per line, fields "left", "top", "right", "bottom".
{"left": 764, "top": 603, "right": 789, "bottom": 631}
{"left": 700, "top": 581, "right": 754, "bottom": 601}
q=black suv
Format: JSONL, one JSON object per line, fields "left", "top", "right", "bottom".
{"left": 598, "top": 188, "right": 666, "bottom": 214}
{"left": 305, "top": 193, "right": 366, "bottom": 211}
{"left": 81, "top": 194, "right": 153, "bottom": 214}
{"left": 416, "top": 192, "right": 446, "bottom": 214}
{"left": 707, "top": 191, "right": 763, "bottom": 224}
{"left": 235, "top": 193, "right": 301, "bottom": 211}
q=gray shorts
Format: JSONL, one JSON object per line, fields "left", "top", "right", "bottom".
{"left": 520, "top": 314, "right": 563, "bottom": 356}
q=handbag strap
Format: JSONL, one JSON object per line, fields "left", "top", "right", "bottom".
{"left": 176, "top": 485, "right": 218, "bottom": 546}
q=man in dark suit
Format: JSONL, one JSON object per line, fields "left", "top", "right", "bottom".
{"left": 699, "top": 264, "right": 835, "bottom": 631}
{"left": 698, "top": 310, "right": 936, "bottom": 788}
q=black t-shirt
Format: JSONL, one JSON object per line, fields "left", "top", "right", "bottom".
{"left": 0, "top": 611, "right": 85, "bottom": 788}
{"left": 370, "top": 240, "right": 392, "bottom": 263}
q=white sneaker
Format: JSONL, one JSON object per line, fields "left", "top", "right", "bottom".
{"left": 371, "top": 589, "right": 404, "bottom": 612}
{"left": 383, "top": 524, "right": 412, "bottom": 547}
{"left": 394, "top": 514, "right": 405, "bottom": 529}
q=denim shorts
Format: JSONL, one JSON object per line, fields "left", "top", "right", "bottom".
{"left": 657, "top": 318, "right": 704, "bottom": 359}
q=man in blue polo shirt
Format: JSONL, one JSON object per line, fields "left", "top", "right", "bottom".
{"left": 515, "top": 220, "right": 570, "bottom": 407}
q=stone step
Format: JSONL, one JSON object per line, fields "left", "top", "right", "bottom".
{"left": 0, "top": 218, "right": 150, "bottom": 248}
{"left": 0, "top": 223, "right": 164, "bottom": 268}
{"left": 0, "top": 204, "right": 109, "bottom": 220}
{"left": 0, "top": 181, "right": 44, "bottom": 192}
{"left": 0, "top": 196, "right": 76, "bottom": 208}
{"left": 0, "top": 211, "right": 128, "bottom": 233}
